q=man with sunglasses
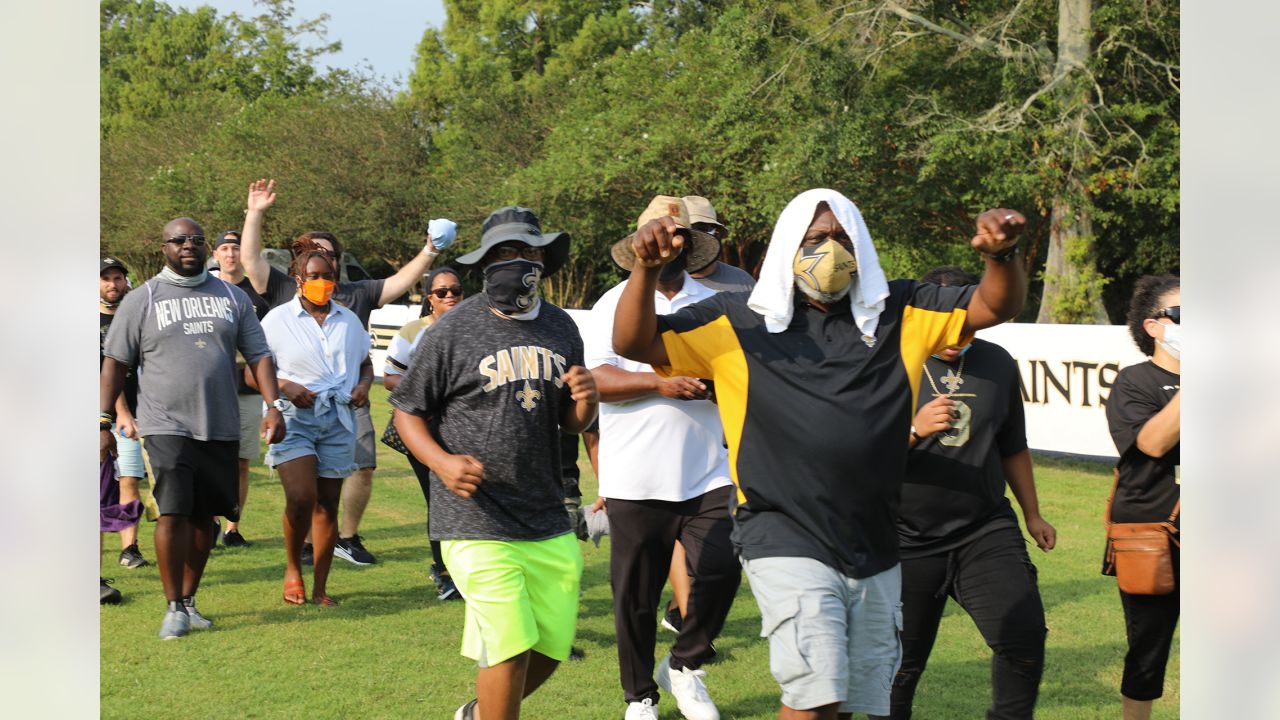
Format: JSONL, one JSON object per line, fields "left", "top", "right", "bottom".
{"left": 390, "top": 206, "right": 598, "bottom": 720}
{"left": 101, "top": 218, "right": 287, "bottom": 639}
{"left": 237, "top": 178, "right": 457, "bottom": 566}
{"left": 683, "top": 196, "right": 756, "bottom": 294}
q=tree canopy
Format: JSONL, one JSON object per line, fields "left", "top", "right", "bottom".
{"left": 101, "top": 0, "right": 1178, "bottom": 319}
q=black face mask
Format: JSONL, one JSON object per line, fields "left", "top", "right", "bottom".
{"left": 484, "top": 259, "right": 543, "bottom": 315}
{"left": 658, "top": 251, "right": 688, "bottom": 282}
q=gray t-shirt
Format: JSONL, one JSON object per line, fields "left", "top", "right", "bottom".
{"left": 388, "top": 295, "right": 583, "bottom": 541}
{"left": 691, "top": 261, "right": 756, "bottom": 293}
{"left": 334, "top": 278, "right": 386, "bottom": 328}
{"left": 103, "top": 275, "right": 271, "bottom": 442}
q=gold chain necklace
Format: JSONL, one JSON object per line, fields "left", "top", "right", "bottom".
{"left": 924, "top": 353, "right": 966, "bottom": 396}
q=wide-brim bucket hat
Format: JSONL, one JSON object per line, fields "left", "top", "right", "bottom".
{"left": 455, "top": 206, "right": 571, "bottom": 276}
{"left": 611, "top": 195, "right": 722, "bottom": 273}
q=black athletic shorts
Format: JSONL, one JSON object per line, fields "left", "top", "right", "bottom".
{"left": 144, "top": 435, "right": 240, "bottom": 519}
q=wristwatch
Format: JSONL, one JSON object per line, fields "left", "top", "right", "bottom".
{"left": 271, "top": 398, "right": 290, "bottom": 412}
{"left": 985, "top": 243, "right": 1019, "bottom": 263}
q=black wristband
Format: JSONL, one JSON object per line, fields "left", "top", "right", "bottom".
{"left": 985, "top": 244, "right": 1019, "bottom": 263}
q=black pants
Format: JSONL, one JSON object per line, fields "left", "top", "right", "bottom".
{"left": 1119, "top": 547, "right": 1179, "bottom": 701}
{"left": 891, "top": 525, "right": 1047, "bottom": 720}
{"left": 407, "top": 454, "right": 445, "bottom": 570}
{"left": 608, "top": 486, "right": 741, "bottom": 704}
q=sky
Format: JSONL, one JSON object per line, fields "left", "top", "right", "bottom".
{"left": 171, "top": 0, "right": 448, "bottom": 88}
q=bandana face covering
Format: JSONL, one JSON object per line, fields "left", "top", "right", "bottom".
{"left": 299, "top": 278, "right": 336, "bottom": 305}
{"left": 485, "top": 259, "right": 543, "bottom": 315}
{"left": 793, "top": 238, "right": 857, "bottom": 303}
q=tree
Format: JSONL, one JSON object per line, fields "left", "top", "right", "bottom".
{"left": 803, "top": 0, "right": 1179, "bottom": 322}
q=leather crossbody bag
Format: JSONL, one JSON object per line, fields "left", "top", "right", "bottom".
{"left": 1103, "top": 469, "right": 1180, "bottom": 595}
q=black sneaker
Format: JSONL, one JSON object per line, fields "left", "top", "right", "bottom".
{"left": 100, "top": 577, "right": 122, "bottom": 605}
{"left": 222, "top": 530, "right": 250, "bottom": 548}
{"left": 568, "top": 646, "right": 586, "bottom": 661}
{"left": 119, "top": 544, "right": 149, "bottom": 569}
{"left": 301, "top": 542, "right": 314, "bottom": 566}
{"left": 334, "top": 535, "right": 376, "bottom": 565}
{"left": 661, "top": 603, "right": 683, "bottom": 634}
{"left": 430, "top": 564, "right": 462, "bottom": 602}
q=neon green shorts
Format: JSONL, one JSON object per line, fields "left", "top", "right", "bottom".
{"left": 441, "top": 533, "right": 584, "bottom": 666}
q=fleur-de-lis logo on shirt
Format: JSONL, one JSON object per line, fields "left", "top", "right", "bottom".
{"left": 516, "top": 381, "right": 542, "bottom": 412}
{"left": 941, "top": 368, "right": 964, "bottom": 394}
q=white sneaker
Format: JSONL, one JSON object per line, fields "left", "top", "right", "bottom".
{"left": 655, "top": 653, "right": 720, "bottom": 720}
{"left": 625, "top": 697, "right": 660, "bottom": 720}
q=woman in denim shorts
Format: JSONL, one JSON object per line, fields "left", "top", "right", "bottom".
{"left": 259, "top": 244, "right": 373, "bottom": 606}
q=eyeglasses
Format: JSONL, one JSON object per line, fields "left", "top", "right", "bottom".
{"left": 1153, "top": 306, "right": 1180, "bottom": 324}
{"left": 431, "top": 286, "right": 464, "bottom": 299}
{"left": 163, "top": 234, "right": 205, "bottom": 247}
{"left": 493, "top": 246, "right": 545, "bottom": 261}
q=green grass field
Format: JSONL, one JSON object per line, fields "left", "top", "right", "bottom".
{"left": 100, "top": 386, "right": 1178, "bottom": 719}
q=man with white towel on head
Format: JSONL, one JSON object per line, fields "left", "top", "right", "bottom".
{"left": 611, "top": 189, "right": 1028, "bottom": 720}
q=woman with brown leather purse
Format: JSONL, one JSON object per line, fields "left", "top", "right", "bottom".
{"left": 1105, "top": 275, "right": 1181, "bottom": 720}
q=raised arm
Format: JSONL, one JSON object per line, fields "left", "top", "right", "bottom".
{"left": 962, "top": 209, "right": 1028, "bottom": 335}
{"left": 612, "top": 217, "right": 686, "bottom": 366}
{"left": 240, "top": 178, "right": 278, "bottom": 294}
{"left": 379, "top": 240, "right": 438, "bottom": 307}
{"left": 378, "top": 218, "right": 456, "bottom": 307}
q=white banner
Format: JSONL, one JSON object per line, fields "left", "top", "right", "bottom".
{"left": 372, "top": 305, "right": 1147, "bottom": 458}
{"left": 976, "top": 323, "right": 1148, "bottom": 458}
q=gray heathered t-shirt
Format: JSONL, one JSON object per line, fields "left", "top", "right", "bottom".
{"left": 388, "top": 294, "right": 583, "bottom": 541}
{"left": 691, "top": 261, "right": 756, "bottom": 293}
{"left": 103, "top": 274, "right": 271, "bottom": 442}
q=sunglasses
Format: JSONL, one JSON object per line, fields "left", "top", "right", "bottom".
{"left": 1153, "top": 306, "right": 1180, "bottom": 324}
{"left": 431, "top": 286, "right": 465, "bottom": 299}
{"left": 164, "top": 234, "right": 206, "bottom": 246}
{"left": 493, "top": 246, "right": 545, "bottom": 261}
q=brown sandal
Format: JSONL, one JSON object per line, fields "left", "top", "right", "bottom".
{"left": 311, "top": 592, "right": 339, "bottom": 607}
{"left": 284, "top": 577, "right": 307, "bottom": 605}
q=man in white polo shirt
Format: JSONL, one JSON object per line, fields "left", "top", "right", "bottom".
{"left": 587, "top": 196, "right": 741, "bottom": 720}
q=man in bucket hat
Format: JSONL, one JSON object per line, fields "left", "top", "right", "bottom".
{"left": 390, "top": 206, "right": 599, "bottom": 720}
{"left": 612, "top": 189, "right": 1029, "bottom": 719}
{"left": 682, "top": 196, "right": 756, "bottom": 294}
{"left": 589, "top": 196, "right": 739, "bottom": 720}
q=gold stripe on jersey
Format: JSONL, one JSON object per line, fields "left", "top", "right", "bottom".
{"left": 898, "top": 304, "right": 971, "bottom": 410}
{"left": 657, "top": 315, "right": 751, "bottom": 506}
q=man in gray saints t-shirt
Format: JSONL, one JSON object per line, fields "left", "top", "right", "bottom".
{"left": 101, "top": 217, "right": 286, "bottom": 640}
{"left": 389, "top": 206, "right": 599, "bottom": 720}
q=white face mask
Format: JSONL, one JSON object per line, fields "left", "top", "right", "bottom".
{"left": 1157, "top": 322, "right": 1181, "bottom": 360}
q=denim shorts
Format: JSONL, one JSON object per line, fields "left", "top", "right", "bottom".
{"left": 264, "top": 404, "right": 357, "bottom": 479}
{"left": 113, "top": 424, "right": 145, "bottom": 479}
{"left": 743, "top": 556, "right": 903, "bottom": 715}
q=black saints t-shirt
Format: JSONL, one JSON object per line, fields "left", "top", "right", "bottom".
{"left": 897, "top": 339, "right": 1027, "bottom": 559}
{"left": 1106, "top": 361, "right": 1180, "bottom": 524}
{"left": 388, "top": 295, "right": 582, "bottom": 541}
{"left": 217, "top": 267, "right": 294, "bottom": 395}
{"left": 100, "top": 312, "right": 139, "bottom": 415}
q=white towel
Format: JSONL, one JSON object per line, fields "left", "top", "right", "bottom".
{"left": 747, "top": 188, "right": 890, "bottom": 341}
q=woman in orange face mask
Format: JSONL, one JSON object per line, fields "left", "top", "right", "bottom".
{"left": 258, "top": 248, "right": 374, "bottom": 606}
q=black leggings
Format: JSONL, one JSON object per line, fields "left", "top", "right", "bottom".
{"left": 407, "top": 454, "right": 445, "bottom": 570}
{"left": 891, "top": 524, "right": 1047, "bottom": 720}
{"left": 1118, "top": 547, "right": 1179, "bottom": 701}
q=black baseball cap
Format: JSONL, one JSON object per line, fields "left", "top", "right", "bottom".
{"left": 101, "top": 257, "right": 127, "bottom": 276}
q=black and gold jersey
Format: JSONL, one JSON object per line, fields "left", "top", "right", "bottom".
{"left": 898, "top": 338, "right": 1027, "bottom": 559}
{"left": 654, "top": 280, "right": 975, "bottom": 579}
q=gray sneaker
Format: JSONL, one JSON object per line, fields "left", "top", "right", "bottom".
{"left": 158, "top": 608, "right": 190, "bottom": 640}
{"left": 182, "top": 597, "right": 212, "bottom": 630}
{"left": 453, "top": 699, "right": 478, "bottom": 720}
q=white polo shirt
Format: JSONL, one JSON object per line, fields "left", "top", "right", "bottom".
{"left": 585, "top": 275, "right": 732, "bottom": 502}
